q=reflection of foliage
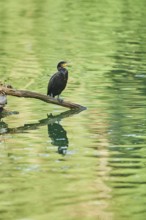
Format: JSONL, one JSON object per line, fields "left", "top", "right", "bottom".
{"left": 0, "top": 110, "right": 19, "bottom": 119}
{"left": 105, "top": 37, "right": 146, "bottom": 147}
{"left": 0, "top": 120, "right": 8, "bottom": 134}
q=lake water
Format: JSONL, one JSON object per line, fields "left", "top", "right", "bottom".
{"left": 0, "top": 0, "right": 146, "bottom": 220}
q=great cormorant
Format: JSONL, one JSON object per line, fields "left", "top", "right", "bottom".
{"left": 47, "top": 61, "right": 68, "bottom": 99}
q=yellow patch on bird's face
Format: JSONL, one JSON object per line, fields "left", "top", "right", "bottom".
{"left": 62, "top": 63, "right": 67, "bottom": 68}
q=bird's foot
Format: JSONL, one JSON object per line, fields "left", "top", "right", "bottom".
{"left": 48, "top": 94, "right": 54, "bottom": 99}
{"left": 57, "top": 97, "right": 63, "bottom": 103}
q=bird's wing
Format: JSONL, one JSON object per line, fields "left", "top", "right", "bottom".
{"left": 47, "top": 72, "right": 59, "bottom": 95}
{"left": 48, "top": 72, "right": 59, "bottom": 88}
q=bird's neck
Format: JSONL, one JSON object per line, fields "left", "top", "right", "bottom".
{"left": 58, "top": 67, "right": 66, "bottom": 71}
{"left": 58, "top": 67, "right": 67, "bottom": 74}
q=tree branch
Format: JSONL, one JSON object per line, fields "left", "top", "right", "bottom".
{"left": 0, "top": 86, "right": 86, "bottom": 110}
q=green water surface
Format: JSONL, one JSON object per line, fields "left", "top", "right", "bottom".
{"left": 0, "top": 0, "right": 146, "bottom": 220}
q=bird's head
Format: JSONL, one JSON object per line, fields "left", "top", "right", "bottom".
{"left": 57, "top": 61, "right": 68, "bottom": 70}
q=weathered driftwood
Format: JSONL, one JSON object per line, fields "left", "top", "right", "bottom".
{"left": 0, "top": 86, "right": 86, "bottom": 110}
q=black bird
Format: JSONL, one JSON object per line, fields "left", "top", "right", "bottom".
{"left": 47, "top": 61, "right": 68, "bottom": 99}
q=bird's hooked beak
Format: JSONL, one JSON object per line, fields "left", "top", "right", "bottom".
{"left": 62, "top": 62, "right": 72, "bottom": 68}
{"left": 62, "top": 63, "right": 68, "bottom": 68}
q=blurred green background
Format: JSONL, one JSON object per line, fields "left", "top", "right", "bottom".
{"left": 0, "top": 0, "right": 146, "bottom": 220}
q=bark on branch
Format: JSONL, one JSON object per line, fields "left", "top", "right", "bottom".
{"left": 0, "top": 86, "right": 86, "bottom": 110}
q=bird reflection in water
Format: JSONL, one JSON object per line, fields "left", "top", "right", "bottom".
{"left": 0, "top": 109, "right": 84, "bottom": 155}
{"left": 47, "top": 114, "right": 68, "bottom": 155}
